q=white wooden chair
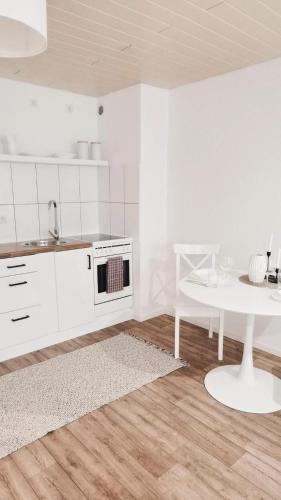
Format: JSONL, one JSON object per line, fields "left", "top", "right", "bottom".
{"left": 174, "top": 243, "right": 224, "bottom": 361}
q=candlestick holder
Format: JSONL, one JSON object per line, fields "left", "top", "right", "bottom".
{"left": 266, "top": 251, "right": 271, "bottom": 273}
{"left": 276, "top": 267, "right": 280, "bottom": 287}
{"left": 265, "top": 250, "right": 272, "bottom": 283}
{"left": 267, "top": 267, "right": 279, "bottom": 285}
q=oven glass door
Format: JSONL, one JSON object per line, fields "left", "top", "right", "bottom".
{"left": 94, "top": 253, "right": 133, "bottom": 304}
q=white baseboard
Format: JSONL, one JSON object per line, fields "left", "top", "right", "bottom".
{"left": 134, "top": 305, "right": 168, "bottom": 322}
{"left": 0, "top": 308, "right": 134, "bottom": 363}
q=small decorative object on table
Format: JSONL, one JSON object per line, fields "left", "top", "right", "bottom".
{"left": 266, "top": 247, "right": 281, "bottom": 285}
{"left": 265, "top": 232, "right": 276, "bottom": 285}
{"left": 248, "top": 254, "right": 267, "bottom": 284}
{"left": 273, "top": 248, "right": 281, "bottom": 285}
{"left": 266, "top": 232, "right": 274, "bottom": 271}
{"left": 270, "top": 250, "right": 281, "bottom": 300}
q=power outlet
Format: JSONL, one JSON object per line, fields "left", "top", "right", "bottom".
{"left": 0, "top": 216, "right": 7, "bottom": 224}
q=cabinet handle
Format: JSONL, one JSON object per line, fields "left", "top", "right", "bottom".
{"left": 87, "top": 254, "right": 92, "bottom": 270}
{"left": 11, "top": 315, "right": 30, "bottom": 322}
{"left": 9, "top": 281, "right": 28, "bottom": 287}
{"left": 7, "top": 263, "right": 26, "bottom": 269}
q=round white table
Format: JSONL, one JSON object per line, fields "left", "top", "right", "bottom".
{"left": 179, "top": 274, "right": 281, "bottom": 413}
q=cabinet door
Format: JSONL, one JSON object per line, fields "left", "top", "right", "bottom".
{"left": 55, "top": 248, "right": 94, "bottom": 330}
{"left": 37, "top": 252, "right": 58, "bottom": 335}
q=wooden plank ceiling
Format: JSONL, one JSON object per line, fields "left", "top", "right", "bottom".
{"left": 0, "top": 0, "right": 281, "bottom": 96}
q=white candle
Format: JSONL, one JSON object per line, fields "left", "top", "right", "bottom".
{"left": 269, "top": 233, "right": 274, "bottom": 252}
{"left": 277, "top": 249, "right": 281, "bottom": 269}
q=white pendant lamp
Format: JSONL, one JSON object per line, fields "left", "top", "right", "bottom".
{"left": 0, "top": 0, "right": 47, "bottom": 57}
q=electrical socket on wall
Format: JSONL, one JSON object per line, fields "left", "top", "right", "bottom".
{"left": 0, "top": 216, "right": 7, "bottom": 224}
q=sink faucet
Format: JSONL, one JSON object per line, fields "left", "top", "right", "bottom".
{"left": 48, "top": 200, "right": 59, "bottom": 240}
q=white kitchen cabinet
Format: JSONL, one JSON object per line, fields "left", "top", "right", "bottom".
{"left": 0, "top": 305, "right": 43, "bottom": 350}
{"left": 37, "top": 252, "right": 59, "bottom": 335}
{"left": 0, "top": 252, "right": 58, "bottom": 351}
{"left": 55, "top": 248, "right": 94, "bottom": 330}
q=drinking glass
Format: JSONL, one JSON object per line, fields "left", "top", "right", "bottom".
{"left": 219, "top": 256, "right": 234, "bottom": 276}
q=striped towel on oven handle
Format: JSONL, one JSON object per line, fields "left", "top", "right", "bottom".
{"left": 106, "top": 256, "right": 124, "bottom": 293}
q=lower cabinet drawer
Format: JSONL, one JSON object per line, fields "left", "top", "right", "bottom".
{"left": 0, "top": 306, "right": 42, "bottom": 349}
{"left": 0, "top": 272, "right": 39, "bottom": 313}
{"left": 0, "top": 255, "right": 38, "bottom": 278}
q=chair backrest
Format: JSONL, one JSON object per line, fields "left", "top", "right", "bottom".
{"left": 173, "top": 243, "right": 220, "bottom": 295}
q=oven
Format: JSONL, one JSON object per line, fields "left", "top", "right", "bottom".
{"left": 93, "top": 244, "right": 133, "bottom": 305}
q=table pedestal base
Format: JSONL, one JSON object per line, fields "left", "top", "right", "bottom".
{"left": 205, "top": 365, "right": 281, "bottom": 413}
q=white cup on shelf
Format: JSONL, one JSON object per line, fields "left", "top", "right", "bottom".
{"left": 2, "top": 135, "right": 17, "bottom": 155}
{"left": 77, "top": 141, "right": 89, "bottom": 159}
{"left": 90, "top": 141, "right": 102, "bottom": 161}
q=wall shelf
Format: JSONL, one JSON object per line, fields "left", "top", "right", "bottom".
{"left": 0, "top": 154, "right": 108, "bottom": 167}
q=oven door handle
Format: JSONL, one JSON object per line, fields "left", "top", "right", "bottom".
{"left": 87, "top": 254, "right": 92, "bottom": 270}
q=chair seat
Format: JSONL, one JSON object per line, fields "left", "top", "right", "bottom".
{"left": 175, "top": 304, "right": 220, "bottom": 318}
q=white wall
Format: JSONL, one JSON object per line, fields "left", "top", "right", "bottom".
{"left": 0, "top": 78, "right": 98, "bottom": 156}
{"left": 167, "top": 57, "right": 281, "bottom": 355}
{"left": 97, "top": 85, "right": 141, "bottom": 314}
{"left": 138, "top": 85, "right": 169, "bottom": 320}
{"left": 98, "top": 85, "right": 140, "bottom": 239}
{"left": 98, "top": 84, "right": 169, "bottom": 321}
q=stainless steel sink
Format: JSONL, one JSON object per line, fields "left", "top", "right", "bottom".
{"left": 22, "top": 238, "right": 70, "bottom": 247}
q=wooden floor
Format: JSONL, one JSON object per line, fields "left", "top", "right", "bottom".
{"left": 0, "top": 316, "right": 281, "bottom": 499}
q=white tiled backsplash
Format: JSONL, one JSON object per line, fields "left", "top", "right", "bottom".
{"left": 0, "top": 162, "right": 139, "bottom": 242}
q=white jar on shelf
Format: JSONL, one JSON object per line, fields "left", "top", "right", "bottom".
{"left": 90, "top": 142, "right": 102, "bottom": 161}
{"left": 77, "top": 141, "right": 89, "bottom": 159}
{"left": 2, "top": 135, "right": 17, "bottom": 155}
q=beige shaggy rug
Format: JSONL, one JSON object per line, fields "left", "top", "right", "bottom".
{"left": 0, "top": 332, "right": 186, "bottom": 459}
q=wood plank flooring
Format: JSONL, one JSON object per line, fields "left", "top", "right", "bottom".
{"left": 0, "top": 315, "right": 280, "bottom": 499}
